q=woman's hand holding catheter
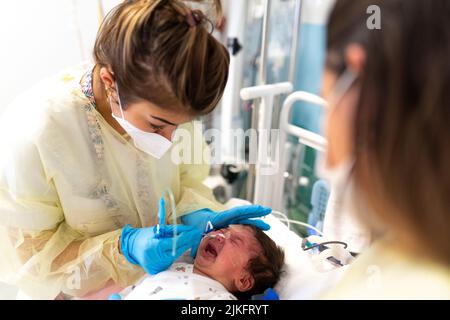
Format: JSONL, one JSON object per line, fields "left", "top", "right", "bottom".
{"left": 120, "top": 197, "right": 201, "bottom": 275}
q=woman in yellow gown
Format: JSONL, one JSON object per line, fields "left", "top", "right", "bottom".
{"left": 0, "top": 0, "right": 270, "bottom": 299}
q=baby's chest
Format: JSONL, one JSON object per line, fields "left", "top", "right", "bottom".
{"left": 126, "top": 272, "right": 230, "bottom": 300}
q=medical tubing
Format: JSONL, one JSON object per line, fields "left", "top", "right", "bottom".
{"left": 270, "top": 210, "right": 290, "bottom": 230}
{"left": 156, "top": 198, "right": 166, "bottom": 239}
{"left": 271, "top": 210, "right": 324, "bottom": 236}
{"left": 161, "top": 188, "right": 177, "bottom": 256}
{"left": 302, "top": 241, "right": 348, "bottom": 251}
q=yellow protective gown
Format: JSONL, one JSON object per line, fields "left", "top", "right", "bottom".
{"left": 321, "top": 239, "right": 450, "bottom": 299}
{"left": 0, "top": 63, "right": 223, "bottom": 299}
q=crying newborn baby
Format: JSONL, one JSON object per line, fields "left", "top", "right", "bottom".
{"left": 121, "top": 224, "right": 285, "bottom": 300}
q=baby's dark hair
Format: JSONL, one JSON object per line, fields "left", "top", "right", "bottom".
{"left": 234, "top": 225, "right": 285, "bottom": 300}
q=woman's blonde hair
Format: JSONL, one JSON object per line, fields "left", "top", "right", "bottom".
{"left": 94, "top": 0, "right": 230, "bottom": 115}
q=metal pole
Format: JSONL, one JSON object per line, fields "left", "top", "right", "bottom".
{"left": 283, "top": 0, "right": 303, "bottom": 208}
{"left": 246, "top": 100, "right": 259, "bottom": 202}
{"left": 258, "top": 0, "right": 271, "bottom": 86}
{"left": 288, "top": 0, "right": 303, "bottom": 83}
{"left": 247, "top": 0, "right": 272, "bottom": 203}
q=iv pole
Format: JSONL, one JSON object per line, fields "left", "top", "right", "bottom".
{"left": 246, "top": 0, "right": 271, "bottom": 202}
{"left": 247, "top": 0, "right": 305, "bottom": 204}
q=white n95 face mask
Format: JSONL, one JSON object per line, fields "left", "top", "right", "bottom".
{"left": 316, "top": 69, "right": 373, "bottom": 252}
{"left": 110, "top": 83, "right": 173, "bottom": 159}
{"left": 318, "top": 156, "right": 373, "bottom": 253}
{"left": 317, "top": 68, "right": 358, "bottom": 185}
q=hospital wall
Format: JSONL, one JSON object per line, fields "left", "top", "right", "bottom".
{"left": 0, "top": 0, "right": 121, "bottom": 116}
{"left": 0, "top": 0, "right": 120, "bottom": 298}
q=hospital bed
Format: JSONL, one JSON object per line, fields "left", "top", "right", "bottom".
{"left": 241, "top": 82, "right": 370, "bottom": 253}
{"left": 240, "top": 83, "right": 327, "bottom": 210}
{"left": 224, "top": 198, "right": 350, "bottom": 300}
{"left": 75, "top": 200, "right": 349, "bottom": 300}
{"left": 81, "top": 198, "right": 350, "bottom": 300}
{"left": 238, "top": 84, "right": 363, "bottom": 298}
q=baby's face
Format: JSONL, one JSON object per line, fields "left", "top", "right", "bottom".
{"left": 194, "top": 225, "right": 261, "bottom": 292}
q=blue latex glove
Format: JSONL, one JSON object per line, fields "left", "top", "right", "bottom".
{"left": 181, "top": 205, "right": 272, "bottom": 256}
{"left": 120, "top": 223, "right": 202, "bottom": 275}
{"left": 251, "top": 288, "right": 280, "bottom": 300}
{"left": 182, "top": 205, "right": 272, "bottom": 233}
{"left": 108, "top": 293, "right": 122, "bottom": 300}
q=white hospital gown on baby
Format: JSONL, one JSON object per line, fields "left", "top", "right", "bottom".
{"left": 123, "top": 263, "right": 237, "bottom": 300}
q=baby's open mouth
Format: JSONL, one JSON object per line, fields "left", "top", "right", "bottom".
{"left": 204, "top": 242, "right": 218, "bottom": 258}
